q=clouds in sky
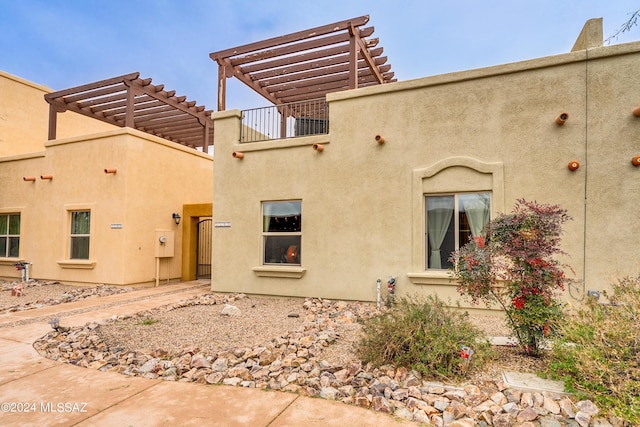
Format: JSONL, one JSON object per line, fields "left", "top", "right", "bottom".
{"left": 1, "top": 0, "right": 639, "bottom": 110}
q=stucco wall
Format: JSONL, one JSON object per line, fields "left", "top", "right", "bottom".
{"left": 211, "top": 41, "right": 640, "bottom": 306}
{"left": 0, "top": 128, "right": 213, "bottom": 286}
{"left": 0, "top": 71, "right": 117, "bottom": 157}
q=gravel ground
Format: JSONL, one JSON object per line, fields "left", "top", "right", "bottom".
{"left": 6, "top": 281, "right": 547, "bottom": 383}
{"left": 0, "top": 281, "right": 88, "bottom": 308}
{"left": 0, "top": 280, "right": 132, "bottom": 314}
{"left": 96, "top": 294, "right": 543, "bottom": 384}
{"left": 98, "top": 296, "right": 307, "bottom": 356}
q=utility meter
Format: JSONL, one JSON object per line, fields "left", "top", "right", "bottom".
{"left": 155, "top": 231, "right": 174, "bottom": 257}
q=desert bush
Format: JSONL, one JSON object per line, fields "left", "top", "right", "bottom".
{"left": 451, "top": 199, "right": 571, "bottom": 356}
{"left": 547, "top": 275, "right": 640, "bottom": 424}
{"left": 357, "top": 295, "right": 491, "bottom": 381}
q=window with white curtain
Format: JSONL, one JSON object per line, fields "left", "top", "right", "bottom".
{"left": 425, "top": 193, "right": 490, "bottom": 269}
{"left": 262, "top": 201, "right": 301, "bottom": 265}
{"left": 70, "top": 210, "right": 91, "bottom": 260}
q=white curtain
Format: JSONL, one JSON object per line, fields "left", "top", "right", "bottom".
{"left": 427, "top": 196, "right": 454, "bottom": 269}
{"left": 263, "top": 203, "right": 273, "bottom": 232}
{"left": 459, "top": 193, "right": 490, "bottom": 237}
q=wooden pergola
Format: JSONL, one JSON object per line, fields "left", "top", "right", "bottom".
{"left": 45, "top": 72, "right": 213, "bottom": 151}
{"left": 209, "top": 15, "right": 396, "bottom": 111}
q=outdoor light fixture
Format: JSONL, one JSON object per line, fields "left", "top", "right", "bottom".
{"left": 172, "top": 213, "right": 181, "bottom": 225}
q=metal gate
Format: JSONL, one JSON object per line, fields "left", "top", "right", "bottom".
{"left": 196, "top": 218, "right": 212, "bottom": 279}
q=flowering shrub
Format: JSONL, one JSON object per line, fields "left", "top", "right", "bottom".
{"left": 450, "top": 199, "right": 571, "bottom": 356}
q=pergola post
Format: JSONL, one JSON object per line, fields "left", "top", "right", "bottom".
{"left": 348, "top": 24, "right": 359, "bottom": 90}
{"left": 279, "top": 105, "right": 289, "bottom": 138}
{"left": 47, "top": 104, "right": 58, "bottom": 140}
{"left": 203, "top": 122, "right": 211, "bottom": 152}
{"left": 125, "top": 86, "right": 136, "bottom": 128}
{"left": 217, "top": 64, "right": 226, "bottom": 112}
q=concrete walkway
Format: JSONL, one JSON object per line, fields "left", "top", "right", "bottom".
{"left": 0, "top": 281, "right": 417, "bottom": 426}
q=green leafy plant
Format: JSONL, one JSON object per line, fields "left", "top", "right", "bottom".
{"left": 450, "top": 199, "right": 571, "bottom": 356}
{"left": 137, "top": 317, "right": 159, "bottom": 326}
{"left": 547, "top": 275, "right": 640, "bottom": 424}
{"left": 357, "top": 295, "right": 490, "bottom": 381}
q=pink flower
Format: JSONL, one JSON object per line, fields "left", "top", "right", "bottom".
{"left": 473, "top": 236, "right": 485, "bottom": 249}
{"left": 512, "top": 296, "right": 526, "bottom": 309}
{"left": 528, "top": 257, "right": 543, "bottom": 267}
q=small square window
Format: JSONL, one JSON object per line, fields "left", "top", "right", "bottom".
{"left": 70, "top": 211, "right": 90, "bottom": 260}
{"left": 262, "top": 201, "right": 301, "bottom": 265}
{"left": 0, "top": 214, "right": 20, "bottom": 258}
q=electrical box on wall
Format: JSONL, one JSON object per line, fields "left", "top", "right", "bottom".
{"left": 155, "top": 230, "right": 175, "bottom": 258}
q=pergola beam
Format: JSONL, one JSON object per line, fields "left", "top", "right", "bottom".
{"left": 44, "top": 72, "right": 213, "bottom": 149}
{"left": 209, "top": 15, "right": 395, "bottom": 110}
{"left": 210, "top": 16, "right": 370, "bottom": 60}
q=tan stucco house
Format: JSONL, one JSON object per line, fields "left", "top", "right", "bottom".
{"left": 2, "top": 17, "right": 639, "bottom": 310}
{"left": 0, "top": 71, "right": 213, "bottom": 287}
{"left": 208, "top": 18, "right": 640, "bottom": 308}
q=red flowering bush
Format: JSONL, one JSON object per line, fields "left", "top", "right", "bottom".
{"left": 450, "top": 199, "right": 571, "bottom": 356}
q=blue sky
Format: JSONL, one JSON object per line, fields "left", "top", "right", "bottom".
{"left": 1, "top": 0, "right": 639, "bottom": 111}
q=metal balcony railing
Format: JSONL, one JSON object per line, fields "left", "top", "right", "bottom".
{"left": 240, "top": 99, "right": 329, "bottom": 143}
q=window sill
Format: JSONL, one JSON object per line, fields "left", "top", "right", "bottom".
{"left": 57, "top": 260, "right": 96, "bottom": 270}
{"left": 407, "top": 271, "right": 457, "bottom": 285}
{"left": 252, "top": 266, "right": 306, "bottom": 279}
{"left": 0, "top": 258, "right": 23, "bottom": 266}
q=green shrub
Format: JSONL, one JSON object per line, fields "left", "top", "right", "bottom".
{"left": 137, "top": 317, "right": 159, "bottom": 326}
{"left": 547, "top": 275, "right": 640, "bottom": 424}
{"left": 357, "top": 295, "right": 491, "bottom": 381}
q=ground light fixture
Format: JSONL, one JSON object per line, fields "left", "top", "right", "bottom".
{"left": 172, "top": 213, "right": 181, "bottom": 225}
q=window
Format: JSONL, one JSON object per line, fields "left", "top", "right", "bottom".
{"left": 70, "top": 211, "right": 90, "bottom": 260}
{"left": 262, "top": 201, "right": 301, "bottom": 265}
{"left": 426, "top": 193, "right": 490, "bottom": 270}
{"left": 0, "top": 214, "right": 20, "bottom": 258}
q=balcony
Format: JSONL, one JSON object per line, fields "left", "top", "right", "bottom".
{"left": 240, "top": 99, "right": 328, "bottom": 143}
